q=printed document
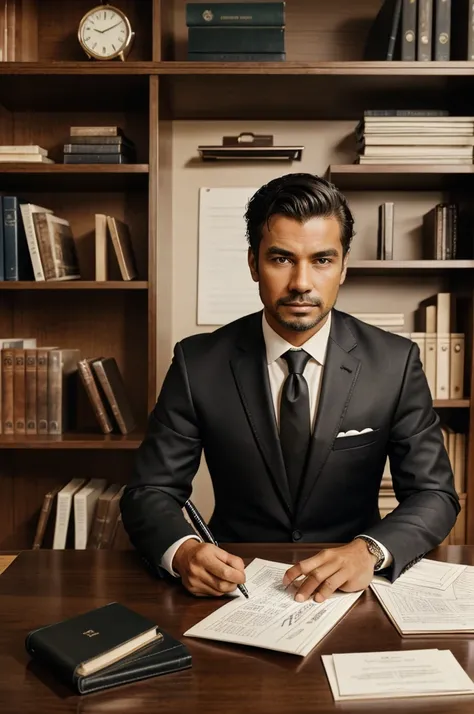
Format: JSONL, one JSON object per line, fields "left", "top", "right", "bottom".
{"left": 370, "top": 558, "right": 474, "bottom": 634}
{"left": 197, "top": 187, "right": 261, "bottom": 325}
{"left": 184, "top": 558, "right": 363, "bottom": 656}
{"left": 322, "top": 649, "right": 474, "bottom": 701}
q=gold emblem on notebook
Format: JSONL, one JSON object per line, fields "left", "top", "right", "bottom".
{"left": 83, "top": 629, "right": 100, "bottom": 638}
{"left": 202, "top": 10, "right": 213, "bottom": 21}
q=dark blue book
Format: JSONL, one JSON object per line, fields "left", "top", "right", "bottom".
{"left": 3, "top": 196, "right": 34, "bottom": 281}
{"left": 186, "top": 2, "right": 285, "bottom": 26}
{"left": 187, "top": 51, "right": 285, "bottom": 61}
{"left": 188, "top": 26, "right": 285, "bottom": 53}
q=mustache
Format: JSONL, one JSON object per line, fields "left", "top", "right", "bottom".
{"left": 277, "top": 296, "right": 322, "bottom": 307}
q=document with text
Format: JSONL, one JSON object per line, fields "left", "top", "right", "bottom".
{"left": 183, "top": 558, "right": 364, "bottom": 656}
{"left": 370, "top": 558, "right": 474, "bottom": 635}
{"left": 322, "top": 649, "right": 474, "bottom": 701}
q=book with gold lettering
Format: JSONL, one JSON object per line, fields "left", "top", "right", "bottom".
{"left": 25, "top": 602, "right": 191, "bottom": 694}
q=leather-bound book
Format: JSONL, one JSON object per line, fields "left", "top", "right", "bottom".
{"left": 77, "top": 358, "right": 114, "bottom": 434}
{"left": 25, "top": 602, "right": 192, "bottom": 694}
{"left": 91, "top": 357, "right": 136, "bottom": 435}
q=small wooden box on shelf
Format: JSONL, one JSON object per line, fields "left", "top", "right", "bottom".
{"left": 0, "top": 0, "right": 473, "bottom": 550}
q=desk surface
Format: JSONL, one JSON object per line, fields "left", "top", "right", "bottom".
{"left": 0, "top": 544, "right": 473, "bottom": 714}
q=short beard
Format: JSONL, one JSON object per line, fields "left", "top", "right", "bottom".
{"left": 275, "top": 310, "right": 329, "bottom": 333}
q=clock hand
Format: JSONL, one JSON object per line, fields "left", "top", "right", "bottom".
{"left": 103, "top": 21, "right": 123, "bottom": 33}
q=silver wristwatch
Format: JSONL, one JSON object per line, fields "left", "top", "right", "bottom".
{"left": 356, "top": 536, "right": 385, "bottom": 571}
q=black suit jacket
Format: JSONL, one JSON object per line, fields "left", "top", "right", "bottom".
{"left": 120, "top": 309, "right": 460, "bottom": 580}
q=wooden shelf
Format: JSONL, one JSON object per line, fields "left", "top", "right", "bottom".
{"left": 0, "top": 281, "right": 148, "bottom": 290}
{"left": 0, "top": 164, "right": 149, "bottom": 191}
{"left": 0, "top": 433, "right": 144, "bottom": 449}
{"left": 348, "top": 261, "right": 474, "bottom": 275}
{"left": 434, "top": 400, "right": 470, "bottom": 408}
{"left": 328, "top": 165, "right": 474, "bottom": 190}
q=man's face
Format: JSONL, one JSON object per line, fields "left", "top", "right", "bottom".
{"left": 248, "top": 215, "right": 348, "bottom": 340}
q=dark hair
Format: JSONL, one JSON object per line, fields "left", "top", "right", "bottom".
{"left": 244, "top": 173, "right": 355, "bottom": 261}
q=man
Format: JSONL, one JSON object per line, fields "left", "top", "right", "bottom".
{"left": 121, "top": 173, "right": 459, "bottom": 603}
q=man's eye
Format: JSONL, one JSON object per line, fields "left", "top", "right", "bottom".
{"left": 272, "top": 257, "right": 290, "bottom": 264}
{"left": 316, "top": 258, "right": 330, "bottom": 265}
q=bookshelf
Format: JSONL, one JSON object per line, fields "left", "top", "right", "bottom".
{"left": 0, "top": 0, "right": 473, "bottom": 548}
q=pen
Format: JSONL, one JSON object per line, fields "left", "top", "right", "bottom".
{"left": 184, "top": 499, "right": 250, "bottom": 599}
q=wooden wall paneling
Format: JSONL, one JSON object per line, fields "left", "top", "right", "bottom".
{"left": 154, "top": 0, "right": 175, "bottom": 61}
{"left": 148, "top": 76, "right": 158, "bottom": 405}
{"left": 0, "top": 451, "right": 14, "bottom": 549}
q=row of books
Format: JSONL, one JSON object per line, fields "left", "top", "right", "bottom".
{"left": 377, "top": 201, "right": 459, "bottom": 261}
{"left": 365, "top": 0, "right": 474, "bottom": 61}
{"left": 378, "top": 425, "right": 467, "bottom": 544}
{"left": 352, "top": 298, "right": 465, "bottom": 401}
{"left": 0, "top": 197, "right": 138, "bottom": 282}
{"left": 355, "top": 112, "right": 474, "bottom": 165}
{"left": 63, "top": 126, "right": 136, "bottom": 165}
{"left": 186, "top": 2, "right": 285, "bottom": 61}
{"left": 0, "top": 341, "right": 135, "bottom": 435}
{"left": 32, "top": 479, "right": 126, "bottom": 550}
{"left": 0, "top": 0, "right": 37, "bottom": 62}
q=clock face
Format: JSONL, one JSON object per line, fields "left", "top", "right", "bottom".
{"left": 80, "top": 6, "right": 130, "bottom": 59}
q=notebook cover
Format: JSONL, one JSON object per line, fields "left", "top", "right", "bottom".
{"left": 25, "top": 601, "right": 192, "bottom": 694}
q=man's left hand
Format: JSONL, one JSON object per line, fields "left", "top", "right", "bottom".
{"left": 282, "top": 539, "right": 377, "bottom": 603}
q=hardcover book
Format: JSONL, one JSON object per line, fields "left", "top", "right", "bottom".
{"left": 25, "top": 602, "right": 192, "bottom": 694}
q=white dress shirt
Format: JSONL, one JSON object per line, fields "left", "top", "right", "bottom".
{"left": 161, "top": 311, "right": 392, "bottom": 576}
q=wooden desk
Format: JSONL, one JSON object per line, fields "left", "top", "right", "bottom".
{"left": 0, "top": 544, "right": 473, "bottom": 714}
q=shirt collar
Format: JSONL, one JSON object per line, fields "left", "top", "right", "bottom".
{"left": 262, "top": 310, "right": 332, "bottom": 366}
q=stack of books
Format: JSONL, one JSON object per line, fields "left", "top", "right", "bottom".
{"left": 355, "top": 110, "right": 474, "bottom": 165}
{"left": 63, "top": 126, "right": 135, "bottom": 165}
{"left": 186, "top": 2, "right": 285, "bottom": 61}
{"left": 0, "top": 145, "right": 53, "bottom": 163}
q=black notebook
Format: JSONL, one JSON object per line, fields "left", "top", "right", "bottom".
{"left": 25, "top": 602, "right": 192, "bottom": 694}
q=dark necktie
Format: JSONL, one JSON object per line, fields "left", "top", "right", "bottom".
{"left": 279, "top": 349, "right": 312, "bottom": 506}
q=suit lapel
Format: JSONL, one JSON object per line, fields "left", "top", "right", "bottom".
{"left": 230, "top": 313, "right": 292, "bottom": 517}
{"left": 296, "top": 311, "right": 361, "bottom": 517}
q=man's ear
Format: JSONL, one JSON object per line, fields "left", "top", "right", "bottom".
{"left": 248, "top": 247, "right": 259, "bottom": 282}
{"left": 340, "top": 249, "right": 349, "bottom": 286}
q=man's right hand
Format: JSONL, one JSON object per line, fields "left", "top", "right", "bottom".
{"left": 173, "top": 539, "right": 246, "bottom": 597}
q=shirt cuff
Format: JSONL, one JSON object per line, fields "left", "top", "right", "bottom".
{"left": 160, "top": 535, "right": 202, "bottom": 577}
{"left": 357, "top": 534, "right": 393, "bottom": 570}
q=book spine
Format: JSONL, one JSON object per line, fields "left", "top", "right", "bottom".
{"left": 402, "top": 0, "right": 417, "bottom": 60}
{"left": 33, "top": 213, "right": 56, "bottom": 280}
{"left": 63, "top": 144, "right": 134, "bottom": 154}
{"left": 3, "top": 196, "right": 18, "bottom": 280}
{"left": 417, "top": 0, "right": 433, "bottom": 60}
{"left": 364, "top": 109, "right": 449, "bottom": 116}
{"left": 63, "top": 154, "right": 130, "bottom": 164}
{"left": 188, "top": 27, "right": 285, "bottom": 54}
{"left": 13, "top": 348, "right": 26, "bottom": 434}
{"left": 36, "top": 349, "right": 49, "bottom": 434}
{"left": 469, "top": 1, "right": 474, "bottom": 60}
{"left": 92, "top": 362, "right": 128, "bottom": 435}
{"left": 1, "top": 348, "right": 14, "bottom": 434}
{"left": 25, "top": 348, "right": 37, "bottom": 434}
{"left": 187, "top": 51, "right": 285, "bottom": 61}
{"left": 185, "top": 3, "right": 285, "bottom": 26}
{"left": 21, "top": 205, "right": 46, "bottom": 281}
{"left": 47, "top": 350, "right": 61, "bottom": 435}
{"left": 434, "top": 0, "right": 451, "bottom": 60}
{"left": 77, "top": 360, "right": 114, "bottom": 434}
{"left": 387, "top": 0, "right": 403, "bottom": 60}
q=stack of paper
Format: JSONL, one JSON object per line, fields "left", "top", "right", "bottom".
{"left": 184, "top": 558, "right": 364, "bottom": 656}
{"left": 322, "top": 649, "right": 474, "bottom": 701}
{"left": 370, "top": 558, "right": 474, "bottom": 635}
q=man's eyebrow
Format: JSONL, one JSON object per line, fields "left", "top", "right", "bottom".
{"left": 265, "top": 246, "right": 340, "bottom": 258}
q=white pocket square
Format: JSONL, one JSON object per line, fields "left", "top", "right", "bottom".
{"left": 336, "top": 428, "right": 374, "bottom": 439}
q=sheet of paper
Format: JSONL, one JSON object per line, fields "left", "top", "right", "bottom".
{"left": 197, "top": 187, "right": 261, "bottom": 325}
{"left": 371, "top": 561, "right": 474, "bottom": 634}
{"left": 394, "top": 558, "right": 467, "bottom": 590}
{"left": 322, "top": 649, "right": 474, "bottom": 701}
{"left": 184, "top": 558, "right": 363, "bottom": 656}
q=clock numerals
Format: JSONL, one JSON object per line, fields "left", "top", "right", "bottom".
{"left": 103, "top": 46, "right": 107, "bottom": 55}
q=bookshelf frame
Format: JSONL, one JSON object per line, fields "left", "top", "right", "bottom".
{"left": 0, "top": 0, "right": 473, "bottom": 547}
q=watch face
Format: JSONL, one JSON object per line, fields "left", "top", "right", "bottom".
{"left": 79, "top": 5, "right": 131, "bottom": 59}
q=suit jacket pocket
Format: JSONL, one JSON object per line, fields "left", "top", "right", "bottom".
{"left": 332, "top": 428, "right": 380, "bottom": 451}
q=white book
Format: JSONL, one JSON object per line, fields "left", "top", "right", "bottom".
{"left": 0, "top": 154, "right": 54, "bottom": 163}
{"left": 362, "top": 146, "right": 473, "bottom": 157}
{"left": 52, "top": 478, "right": 87, "bottom": 549}
{"left": 184, "top": 558, "right": 363, "bottom": 656}
{"left": 0, "top": 145, "right": 48, "bottom": 155}
{"left": 19, "top": 203, "right": 54, "bottom": 281}
{"left": 362, "top": 135, "right": 474, "bottom": 145}
{"left": 73, "top": 478, "right": 108, "bottom": 549}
